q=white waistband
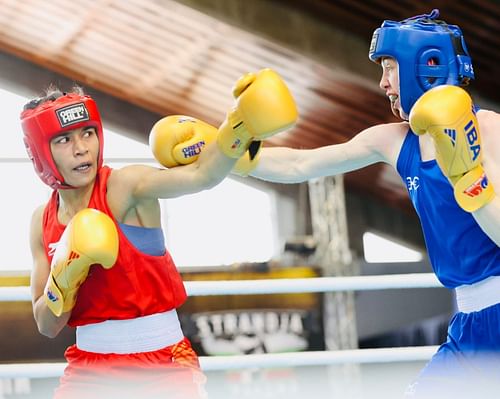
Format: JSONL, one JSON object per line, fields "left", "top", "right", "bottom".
{"left": 455, "top": 276, "right": 500, "bottom": 313}
{"left": 76, "top": 310, "right": 184, "bottom": 354}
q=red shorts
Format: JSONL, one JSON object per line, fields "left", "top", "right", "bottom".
{"left": 54, "top": 337, "right": 206, "bottom": 399}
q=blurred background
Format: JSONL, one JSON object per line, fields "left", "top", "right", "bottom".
{"left": 2, "top": 1, "right": 499, "bottom": 397}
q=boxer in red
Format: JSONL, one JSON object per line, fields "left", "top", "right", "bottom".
{"left": 22, "top": 69, "right": 297, "bottom": 398}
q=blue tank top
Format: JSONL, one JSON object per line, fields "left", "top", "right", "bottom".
{"left": 396, "top": 130, "right": 500, "bottom": 288}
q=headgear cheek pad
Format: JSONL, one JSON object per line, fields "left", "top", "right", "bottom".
{"left": 369, "top": 9, "right": 474, "bottom": 116}
{"left": 20, "top": 94, "right": 104, "bottom": 189}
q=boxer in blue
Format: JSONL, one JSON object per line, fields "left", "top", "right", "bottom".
{"left": 184, "top": 9, "right": 500, "bottom": 398}
{"left": 253, "top": 10, "right": 500, "bottom": 398}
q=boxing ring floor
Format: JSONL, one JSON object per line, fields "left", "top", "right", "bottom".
{"left": 2, "top": 361, "right": 427, "bottom": 399}
{"left": 206, "top": 361, "right": 425, "bottom": 399}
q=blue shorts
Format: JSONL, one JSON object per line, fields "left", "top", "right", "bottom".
{"left": 405, "top": 302, "right": 500, "bottom": 398}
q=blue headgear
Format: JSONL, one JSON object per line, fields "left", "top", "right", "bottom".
{"left": 369, "top": 9, "right": 474, "bottom": 116}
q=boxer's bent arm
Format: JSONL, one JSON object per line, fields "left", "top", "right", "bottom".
{"left": 249, "top": 123, "right": 406, "bottom": 184}
{"left": 120, "top": 140, "right": 237, "bottom": 201}
{"left": 29, "top": 206, "right": 69, "bottom": 338}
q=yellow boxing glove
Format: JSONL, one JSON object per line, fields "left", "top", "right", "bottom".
{"left": 149, "top": 115, "right": 217, "bottom": 168}
{"left": 45, "top": 208, "right": 119, "bottom": 316}
{"left": 217, "top": 68, "right": 298, "bottom": 158}
{"left": 151, "top": 114, "right": 263, "bottom": 176}
{"left": 409, "top": 85, "right": 495, "bottom": 212}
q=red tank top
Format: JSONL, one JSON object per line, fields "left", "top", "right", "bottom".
{"left": 42, "top": 166, "right": 187, "bottom": 327}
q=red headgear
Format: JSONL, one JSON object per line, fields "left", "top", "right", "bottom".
{"left": 20, "top": 93, "right": 104, "bottom": 189}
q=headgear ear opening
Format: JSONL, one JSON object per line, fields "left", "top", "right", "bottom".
{"left": 369, "top": 9, "right": 474, "bottom": 116}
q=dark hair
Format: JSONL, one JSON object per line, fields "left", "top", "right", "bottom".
{"left": 23, "top": 85, "right": 85, "bottom": 111}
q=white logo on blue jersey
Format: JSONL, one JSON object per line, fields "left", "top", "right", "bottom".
{"left": 406, "top": 176, "right": 420, "bottom": 191}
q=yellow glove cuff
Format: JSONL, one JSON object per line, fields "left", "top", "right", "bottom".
{"left": 216, "top": 110, "right": 253, "bottom": 158}
{"left": 45, "top": 275, "right": 77, "bottom": 317}
{"left": 232, "top": 141, "right": 262, "bottom": 177}
{"left": 454, "top": 166, "right": 495, "bottom": 212}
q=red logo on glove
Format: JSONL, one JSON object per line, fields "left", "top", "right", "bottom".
{"left": 65, "top": 251, "right": 80, "bottom": 267}
{"left": 463, "top": 173, "right": 489, "bottom": 198}
{"left": 231, "top": 138, "right": 242, "bottom": 150}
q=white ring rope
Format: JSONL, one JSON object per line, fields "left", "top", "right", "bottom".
{"left": 0, "top": 273, "right": 442, "bottom": 379}
{"left": 0, "top": 273, "right": 442, "bottom": 302}
{"left": 0, "top": 346, "right": 438, "bottom": 378}
{"left": 186, "top": 273, "right": 442, "bottom": 296}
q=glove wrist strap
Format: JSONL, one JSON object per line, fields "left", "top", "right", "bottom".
{"left": 232, "top": 141, "right": 262, "bottom": 177}
{"left": 45, "top": 274, "right": 75, "bottom": 317}
{"left": 216, "top": 110, "right": 252, "bottom": 158}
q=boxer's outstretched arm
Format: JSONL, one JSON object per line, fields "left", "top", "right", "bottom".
{"left": 249, "top": 122, "right": 408, "bottom": 183}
